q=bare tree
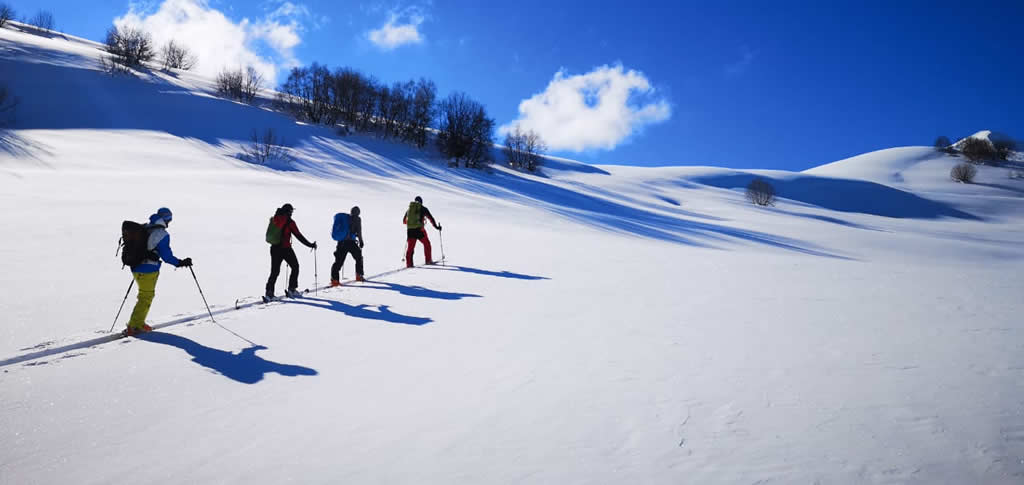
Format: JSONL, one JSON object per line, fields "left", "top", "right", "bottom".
{"left": 241, "top": 66, "right": 263, "bottom": 103}
{"left": 406, "top": 78, "right": 436, "bottom": 148}
{"left": 104, "top": 26, "right": 155, "bottom": 68}
{"left": 278, "top": 64, "right": 331, "bottom": 123}
{"left": 960, "top": 137, "right": 996, "bottom": 165}
{"left": 437, "top": 92, "right": 494, "bottom": 168}
{"left": 217, "top": 66, "right": 262, "bottom": 103}
{"left": 503, "top": 125, "right": 546, "bottom": 171}
{"left": 216, "top": 68, "right": 244, "bottom": 99}
{"left": 244, "top": 128, "right": 290, "bottom": 165}
{"left": 377, "top": 81, "right": 412, "bottom": 139}
{"left": 0, "top": 3, "right": 15, "bottom": 29}
{"left": 950, "top": 162, "right": 977, "bottom": 183}
{"left": 27, "top": 10, "right": 54, "bottom": 31}
{"left": 746, "top": 178, "right": 776, "bottom": 206}
{"left": 160, "top": 40, "right": 197, "bottom": 71}
{"left": 356, "top": 76, "right": 380, "bottom": 132}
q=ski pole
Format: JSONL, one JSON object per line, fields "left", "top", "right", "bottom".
{"left": 439, "top": 226, "right": 446, "bottom": 265}
{"left": 109, "top": 278, "right": 135, "bottom": 332}
{"left": 189, "top": 267, "right": 257, "bottom": 345}
{"left": 188, "top": 266, "right": 216, "bottom": 323}
{"left": 313, "top": 246, "right": 318, "bottom": 295}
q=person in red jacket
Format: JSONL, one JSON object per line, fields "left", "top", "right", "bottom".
{"left": 403, "top": 196, "right": 441, "bottom": 267}
{"left": 266, "top": 203, "right": 317, "bottom": 298}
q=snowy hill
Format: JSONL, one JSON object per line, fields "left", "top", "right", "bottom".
{"left": 3, "top": 24, "right": 1024, "bottom": 484}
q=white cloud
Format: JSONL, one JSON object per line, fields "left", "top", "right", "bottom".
{"left": 366, "top": 9, "right": 425, "bottom": 50}
{"left": 114, "top": 0, "right": 314, "bottom": 84}
{"left": 500, "top": 64, "right": 671, "bottom": 152}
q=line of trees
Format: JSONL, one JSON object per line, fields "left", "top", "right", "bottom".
{"left": 276, "top": 64, "right": 439, "bottom": 149}
{"left": 101, "top": 25, "right": 198, "bottom": 76}
{"left": 87, "top": 24, "right": 548, "bottom": 171}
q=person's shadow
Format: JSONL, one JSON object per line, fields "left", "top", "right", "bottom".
{"left": 138, "top": 332, "right": 318, "bottom": 384}
{"left": 285, "top": 297, "right": 433, "bottom": 326}
{"left": 418, "top": 265, "right": 550, "bottom": 280}
{"left": 354, "top": 281, "right": 482, "bottom": 300}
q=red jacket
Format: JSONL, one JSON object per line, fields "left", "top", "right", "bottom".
{"left": 271, "top": 215, "right": 313, "bottom": 248}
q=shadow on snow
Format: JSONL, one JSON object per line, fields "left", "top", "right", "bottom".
{"left": 354, "top": 281, "right": 483, "bottom": 300}
{"left": 691, "top": 172, "right": 980, "bottom": 220}
{"left": 284, "top": 296, "right": 432, "bottom": 326}
{"left": 419, "top": 265, "right": 550, "bottom": 281}
{"left": 138, "top": 332, "right": 318, "bottom": 384}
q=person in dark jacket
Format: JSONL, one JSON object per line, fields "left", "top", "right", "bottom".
{"left": 125, "top": 207, "right": 192, "bottom": 336}
{"left": 266, "top": 203, "right": 317, "bottom": 298}
{"left": 403, "top": 196, "right": 441, "bottom": 267}
{"left": 330, "top": 206, "right": 365, "bottom": 286}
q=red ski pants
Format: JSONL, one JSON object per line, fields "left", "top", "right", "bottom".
{"left": 406, "top": 228, "right": 432, "bottom": 266}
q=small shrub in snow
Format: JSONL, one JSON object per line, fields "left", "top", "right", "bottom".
{"left": 217, "top": 66, "right": 262, "bottom": 103}
{"left": 104, "top": 26, "right": 155, "bottom": 68}
{"left": 244, "top": 129, "right": 291, "bottom": 165}
{"left": 503, "top": 125, "right": 547, "bottom": 172}
{"left": 960, "top": 137, "right": 997, "bottom": 165}
{"left": 27, "top": 10, "right": 54, "bottom": 32}
{"left": 0, "top": 4, "right": 14, "bottom": 29}
{"left": 934, "top": 136, "right": 951, "bottom": 151}
{"left": 950, "top": 162, "right": 977, "bottom": 183}
{"left": 160, "top": 40, "right": 197, "bottom": 71}
{"left": 746, "top": 178, "right": 776, "bottom": 206}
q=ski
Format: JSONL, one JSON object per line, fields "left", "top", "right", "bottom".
{"left": 261, "top": 288, "right": 310, "bottom": 304}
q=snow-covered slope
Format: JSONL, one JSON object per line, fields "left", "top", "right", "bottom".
{"left": 3, "top": 25, "right": 1024, "bottom": 484}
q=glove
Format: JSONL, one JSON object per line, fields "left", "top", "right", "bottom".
{"left": 436, "top": 224, "right": 443, "bottom": 231}
{"left": 311, "top": 241, "right": 318, "bottom": 250}
{"left": 177, "top": 257, "right": 193, "bottom": 268}
{"left": 359, "top": 239, "right": 364, "bottom": 249}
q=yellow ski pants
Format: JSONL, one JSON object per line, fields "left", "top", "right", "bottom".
{"left": 127, "top": 271, "right": 159, "bottom": 329}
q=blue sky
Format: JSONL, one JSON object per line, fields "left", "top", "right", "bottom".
{"left": 7, "top": 0, "right": 1023, "bottom": 169}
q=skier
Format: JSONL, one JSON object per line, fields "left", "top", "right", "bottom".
{"left": 125, "top": 207, "right": 192, "bottom": 336}
{"left": 403, "top": 196, "right": 441, "bottom": 267}
{"left": 265, "top": 203, "right": 317, "bottom": 299}
{"left": 330, "top": 206, "right": 365, "bottom": 286}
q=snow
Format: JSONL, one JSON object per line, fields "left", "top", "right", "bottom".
{"left": 3, "top": 25, "right": 1024, "bottom": 484}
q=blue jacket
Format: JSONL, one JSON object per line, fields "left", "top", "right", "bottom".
{"left": 133, "top": 215, "right": 181, "bottom": 273}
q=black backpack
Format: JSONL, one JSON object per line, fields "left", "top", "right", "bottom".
{"left": 119, "top": 221, "right": 157, "bottom": 268}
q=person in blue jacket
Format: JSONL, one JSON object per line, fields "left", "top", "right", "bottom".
{"left": 125, "top": 207, "right": 192, "bottom": 336}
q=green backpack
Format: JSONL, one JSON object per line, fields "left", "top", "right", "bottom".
{"left": 266, "top": 217, "right": 285, "bottom": 245}
{"left": 406, "top": 202, "right": 423, "bottom": 229}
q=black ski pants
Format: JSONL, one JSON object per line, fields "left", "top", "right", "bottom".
{"left": 266, "top": 245, "right": 299, "bottom": 294}
{"left": 331, "top": 239, "right": 363, "bottom": 280}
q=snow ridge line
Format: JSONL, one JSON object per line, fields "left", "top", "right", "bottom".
{"left": 0, "top": 264, "right": 420, "bottom": 368}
